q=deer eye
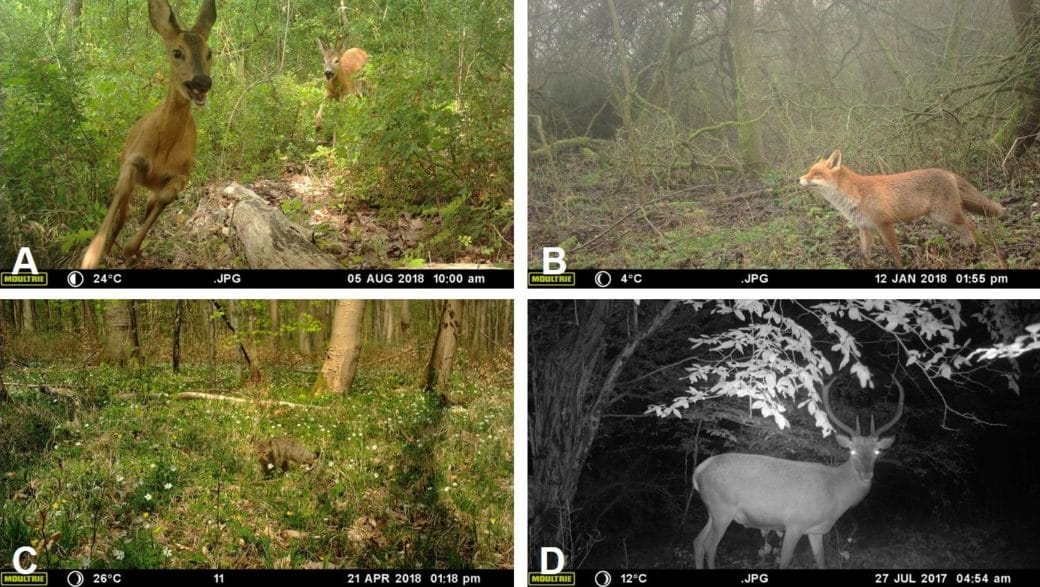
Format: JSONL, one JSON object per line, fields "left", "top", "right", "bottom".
{"left": 207, "top": 49, "right": 212, "bottom": 60}
{"left": 850, "top": 450, "right": 857, "bottom": 455}
{"left": 874, "top": 449, "right": 881, "bottom": 455}
{"left": 173, "top": 49, "right": 184, "bottom": 59}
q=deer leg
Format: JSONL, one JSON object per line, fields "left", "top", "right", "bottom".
{"left": 778, "top": 529, "right": 803, "bottom": 569}
{"left": 81, "top": 158, "right": 142, "bottom": 269}
{"left": 315, "top": 101, "right": 325, "bottom": 131}
{"left": 807, "top": 533, "right": 826, "bottom": 569}
{"left": 124, "top": 174, "right": 186, "bottom": 259}
{"left": 693, "top": 517, "right": 712, "bottom": 569}
{"left": 703, "top": 514, "right": 732, "bottom": 569}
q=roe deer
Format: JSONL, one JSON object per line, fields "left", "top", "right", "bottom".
{"left": 314, "top": 38, "right": 368, "bottom": 130}
{"left": 81, "top": 0, "right": 216, "bottom": 269}
{"left": 693, "top": 379, "right": 904, "bottom": 568}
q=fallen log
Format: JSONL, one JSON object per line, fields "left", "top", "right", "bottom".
{"left": 176, "top": 391, "right": 326, "bottom": 410}
{"left": 223, "top": 183, "right": 341, "bottom": 269}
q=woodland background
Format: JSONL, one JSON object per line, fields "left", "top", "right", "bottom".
{"left": 529, "top": 0, "right": 1040, "bottom": 269}
{"left": 0, "top": 300, "right": 513, "bottom": 568}
{"left": 0, "top": 0, "right": 512, "bottom": 268}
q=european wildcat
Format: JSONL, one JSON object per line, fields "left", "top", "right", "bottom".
{"left": 255, "top": 436, "right": 319, "bottom": 477}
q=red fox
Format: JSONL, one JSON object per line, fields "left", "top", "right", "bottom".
{"left": 798, "top": 150, "right": 1003, "bottom": 268}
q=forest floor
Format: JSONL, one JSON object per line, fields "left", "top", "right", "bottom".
{"left": 79, "top": 166, "right": 507, "bottom": 270}
{"left": 0, "top": 351, "right": 513, "bottom": 568}
{"left": 580, "top": 520, "right": 1036, "bottom": 569}
{"left": 529, "top": 159, "right": 1040, "bottom": 269}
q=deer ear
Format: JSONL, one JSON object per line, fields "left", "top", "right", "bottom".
{"left": 148, "top": 0, "right": 181, "bottom": 40}
{"left": 876, "top": 437, "right": 894, "bottom": 450}
{"left": 835, "top": 433, "right": 853, "bottom": 448}
{"left": 193, "top": 0, "right": 217, "bottom": 39}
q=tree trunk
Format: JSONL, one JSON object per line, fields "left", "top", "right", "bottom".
{"left": 207, "top": 302, "right": 217, "bottom": 387}
{"left": 313, "top": 300, "right": 366, "bottom": 395}
{"left": 529, "top": 300, "right": 679, "bottom": 561}
{"left": 66, "top": 0, "right": 82, "bottom": 47}
{"left": 172, "top": 300, "right": 184, "bottom": 374}
{"left": 81, "top": 300, "right": 97, "bottom": 340}
{"left": 212, "top": 301, "right": 262, "bottom": 383}
{"left": 728, "top": 0, "right": 765, "bottom": 173}
{"left": 297, "top": 301, "right": 313, "bottom": 357}
{"left": 100, "top": 301, "right": 140, "bottom": 366}
{"left": 421, "top": 300, "right": 462, "bottom": 394}
{"left": 1006, "top": 0, "right": 1040, "bottom": 155}
{"left": 399, "top": 301, "right": 412, "bottom": 338}
{"left": 270, "top": 300, "right": 281, "bottom": 350}
{"left": 19, "top": 299, "right": 33, "bottom": 334}
{"left": 0, "top": 301, "right": 8, "bottom": 402}
{"left": 605, "top": 0, "right": 645, "bottom": 196}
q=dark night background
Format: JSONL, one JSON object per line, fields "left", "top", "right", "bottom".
{"left": 528, "top": 300, "right": 1040, "bottom": 569}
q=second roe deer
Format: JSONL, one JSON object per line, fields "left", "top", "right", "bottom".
{"left": 81, "top": 0, "right": 217, "bottom": 269}
{"left": 314, "top": 38, "right": 368, "bottom": 130}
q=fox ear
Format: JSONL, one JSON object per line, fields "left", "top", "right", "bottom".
{"left": 826, "top": 150, "right": 842, "bottom": 169}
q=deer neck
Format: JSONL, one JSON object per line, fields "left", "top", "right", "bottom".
{"left": 835, "top": 458, "right": 873, "bottom": 510}
{"left": 156, "top": 81, "right": 194, "bottom": 141}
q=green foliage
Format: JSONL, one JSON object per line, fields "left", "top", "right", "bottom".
{"left": 0, "top": 355, "right": 512, "bottom": 568}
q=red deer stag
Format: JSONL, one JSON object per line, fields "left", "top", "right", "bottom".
{"left": 81, "top": 0, "right": 216, "bottom": 269}
{"left": 692, "top": 379, "right": 904, "bottom": 569}
{"left": 314, "top": 38, "right": 368, "bottom": 130}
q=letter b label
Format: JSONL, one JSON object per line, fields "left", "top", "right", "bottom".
{"left": 543, "top": 247, "right": 566, "bottom": 274}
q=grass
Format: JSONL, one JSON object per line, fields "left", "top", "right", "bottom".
{"left": 529, "top": 158, "right": 1037, "bottom": 269}
{"left": 0, "top": 355, "right": 512, "bottom": 569}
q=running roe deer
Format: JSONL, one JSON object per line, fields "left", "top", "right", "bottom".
{"left": 81, "top": 0, "right": 216, "bottom": 269}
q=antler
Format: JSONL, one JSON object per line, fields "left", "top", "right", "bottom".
{"left": 871, "top": 378, "right": 905, "bottom": 436}
{"left": 820, "top": 378, "right": 859, "bottom": 437}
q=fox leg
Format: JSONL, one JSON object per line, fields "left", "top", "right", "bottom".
{"left": 876, "top": 223, "right": 904, "bottom": 268}
{"left": 952, "top": 214, "right": 977, "bottom": 249}
{"left": 858, "top": 227, "right": 876, "bottom": 266}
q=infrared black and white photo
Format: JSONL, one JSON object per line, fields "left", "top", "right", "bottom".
{"left": 529, "top": 300, "right": 1040, "bottom": 569}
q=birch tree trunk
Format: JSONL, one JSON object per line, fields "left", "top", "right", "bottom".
{"left": 314, "top": 300, "right": 366, "bottom": 395}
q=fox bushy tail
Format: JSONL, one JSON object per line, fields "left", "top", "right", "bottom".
{"left": 957, "top": 175, "right": 1003, "bottom": 217}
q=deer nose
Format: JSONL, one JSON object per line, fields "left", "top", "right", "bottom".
{"left": 324, "top": 69, "right": 334, "bottom": 80}
{"left": 187, "top": 75, "right": 212, "bottom": 93}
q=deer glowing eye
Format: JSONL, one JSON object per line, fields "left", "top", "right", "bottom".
{"left": 173, "top": 49, "right": 183, "bottom": 59}
{"left": 850, "top": 450, "right": 857, "bottom": 455}
{"left": 874, "top": 449, "right": 880, "bottom": 455}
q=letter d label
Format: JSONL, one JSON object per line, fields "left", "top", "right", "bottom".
{"left": 543, "top": 247, "right": 566, "bottom": 274}
{"left": 540, "top": 547, "right": 565, "bottom": 574}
